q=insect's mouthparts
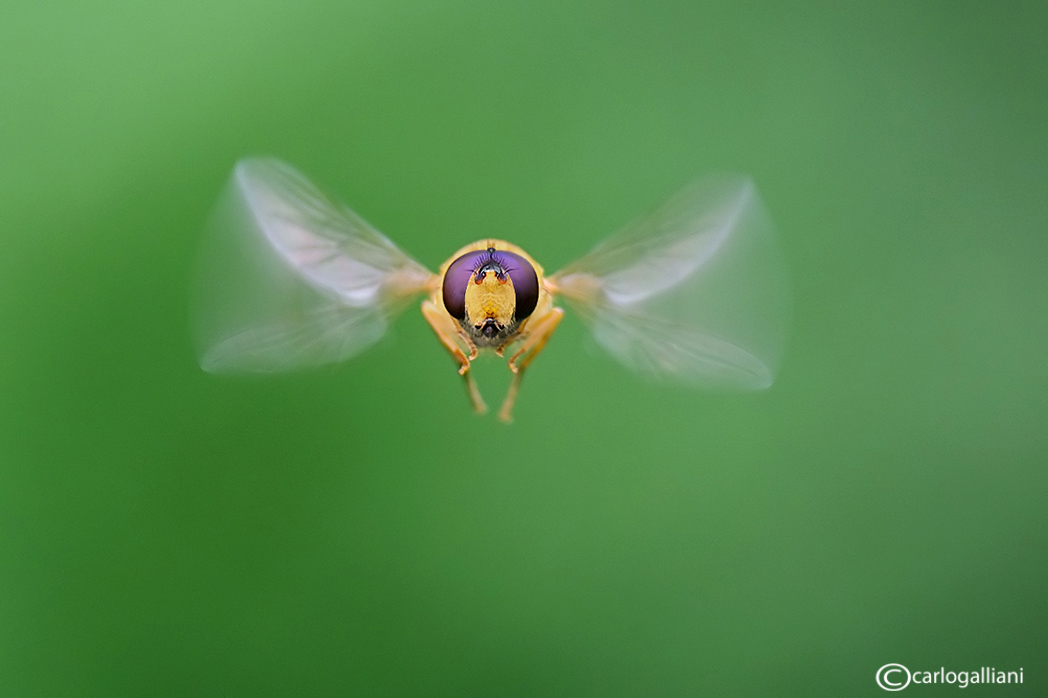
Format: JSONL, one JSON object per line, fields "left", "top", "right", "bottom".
{"left": 479, "top": 318, "right": 502, "bottom": 339}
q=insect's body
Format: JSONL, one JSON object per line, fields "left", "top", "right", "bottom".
{"left": 424, "top": 239, "right": 563, "bottom": 419}
{"left": 195, "top": 159, "right": 789, "bottom": 423}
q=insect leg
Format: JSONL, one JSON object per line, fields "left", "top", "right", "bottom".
{"left": 421, "top": 300, "right": 485, "bottom": 414}
{"left": 498, "top": 307, "right": 564, "bottom": 422}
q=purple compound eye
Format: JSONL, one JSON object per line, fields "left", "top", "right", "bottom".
{"left": 441, "top": 247, "right": 540, "bottom": 321}
{"left": 500, "top": 251, "right": 539, "bottom": 320}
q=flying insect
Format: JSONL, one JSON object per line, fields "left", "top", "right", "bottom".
{"left": 194, "top": 159, "right": 789, "bottom": 421}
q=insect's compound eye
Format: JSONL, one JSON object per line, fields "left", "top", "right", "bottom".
{"left": 442, "top": 250, "right": 490, "bottom": 319}
{"left": 499, "top": 251, "right": 539, "bottom": 321}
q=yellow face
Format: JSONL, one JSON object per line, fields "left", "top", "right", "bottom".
{"left": 463, "top": 267, "right": 517, "bottom": 334}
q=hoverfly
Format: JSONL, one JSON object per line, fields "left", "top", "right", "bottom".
{"left": 194, "top": 159, "right": 789, "bottom": 421}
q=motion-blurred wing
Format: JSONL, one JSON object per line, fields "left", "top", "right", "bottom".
{"left": 550, "top": 177, "right": 790, "bottom": 389}
{"left": 193, "top": 158, "right": 434, "bottom": 373}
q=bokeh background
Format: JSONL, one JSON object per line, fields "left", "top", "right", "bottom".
{"left": 2, "top": 1, "right": 1046, "bottom": 695}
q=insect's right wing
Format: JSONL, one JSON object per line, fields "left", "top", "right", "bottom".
{"left": 549, "top": 177, "right": 791, "bottom": 390}
{"left": 193, "top": 158, "right": 436, "bottom": 374}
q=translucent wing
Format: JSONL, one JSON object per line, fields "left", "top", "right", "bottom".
{"left": 192, "top": 158, "right": 435, "bottom": 373}
{"left": 549, "top": 177, "right": 790, "bottom": 390}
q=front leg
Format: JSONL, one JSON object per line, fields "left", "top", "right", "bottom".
{"left": 421, "top": 300, "right": 485, "bottom": 414}
{"left": 498, "top": 307, "right": 564, "bottom": 422}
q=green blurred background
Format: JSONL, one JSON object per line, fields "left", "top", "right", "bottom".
{"left": 2, "top": 1, "right": 1046, "bottom": 695}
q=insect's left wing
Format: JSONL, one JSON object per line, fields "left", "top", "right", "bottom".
{"left": 549, "top": 177, "right": 791, "bottom": 390}
{"left": 193, "top": 158, "right": 435, "bottom": 373}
